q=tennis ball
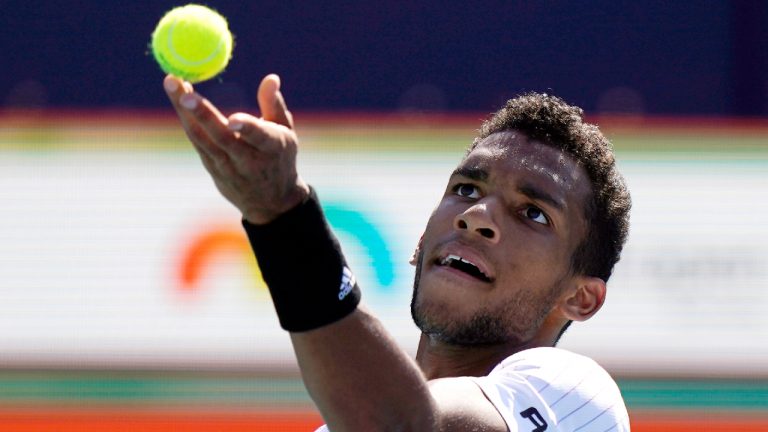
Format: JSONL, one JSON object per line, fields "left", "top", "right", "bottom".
{"left": 151, "top": 4, "right": 234, "bottom": 83}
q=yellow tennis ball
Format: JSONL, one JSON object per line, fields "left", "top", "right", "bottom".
{"left": 151, "top": 4, "right": 234, "bottom": 83}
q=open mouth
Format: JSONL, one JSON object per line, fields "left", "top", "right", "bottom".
{"left": 437, "top": 254, "right": 492, "bottom": 283}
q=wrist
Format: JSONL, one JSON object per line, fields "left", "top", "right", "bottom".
{"left": 242, "top": 180, "right": 311, "bottom": 225}
{"left": 242, "top": 185, "right": 361, "bottom": 331}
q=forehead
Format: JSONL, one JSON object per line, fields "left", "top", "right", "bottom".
{"left": 463, "top": 130, "right": 591, "bottom": 204}
{"left": 460, "top": 131, "right": 588, "bottom": 190}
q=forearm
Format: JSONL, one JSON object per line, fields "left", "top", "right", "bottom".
{"left": 291, "top": 307, "right": 438, "bottom": 431}
{"left": 243, "top": 188, "right": 437, "bottom": 429}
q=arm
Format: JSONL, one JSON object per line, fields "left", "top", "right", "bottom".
{"left": 292, "top": 307, "right": 437, "bottom": 430}
{"left": 163, "top": 74, "right": 506, "bottom": 431}
{"left": 292, "top": 308, "right": 507, "bottom": 431}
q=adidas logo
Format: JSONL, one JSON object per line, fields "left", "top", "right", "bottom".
{"left": 338, "top": 266, "right": 356, "bottom": 300}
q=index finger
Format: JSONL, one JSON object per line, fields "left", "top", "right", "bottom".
{"left": 163, "top": 75, "right": 245, "bottom": 159}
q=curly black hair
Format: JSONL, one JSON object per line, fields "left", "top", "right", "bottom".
{"left": 472, "top": 92, "right": 631, "bottom": 282}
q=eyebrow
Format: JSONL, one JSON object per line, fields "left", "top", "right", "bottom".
{"left": 518, "top": 184, "right": 565, "bottom": 212}
{"left": 451, "top": 166, "right": 488, "bottom": 182}
{"left": 452, "top": 166, "right": 566, "bottom": 212}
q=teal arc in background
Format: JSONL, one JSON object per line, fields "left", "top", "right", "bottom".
{"left": 323, "top": 202, "right": 396, "bottom": 291}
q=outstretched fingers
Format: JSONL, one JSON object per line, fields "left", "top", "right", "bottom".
{"left": 163, "top": 73, "right": 307, "bottom": 224}
{"left": 163, "top": 75, "right": 246, "bottom": 162}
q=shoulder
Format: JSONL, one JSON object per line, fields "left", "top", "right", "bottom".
{"left": 490, "top": 346, "right": 611, "bottom": 380}
{"left": 472, "top": 347, "right": 630, "bottom": 431}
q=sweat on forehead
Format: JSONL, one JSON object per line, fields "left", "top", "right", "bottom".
{"left": 464, "top": 131, "right": 584, "bottom": 189}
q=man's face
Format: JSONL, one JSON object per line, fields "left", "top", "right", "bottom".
{"left": 411, "top": 130, "right": 593, "bottom": 346}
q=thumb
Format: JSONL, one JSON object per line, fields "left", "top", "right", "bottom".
{"left": 258, "top": 74, "right": 294, "bottom": 129}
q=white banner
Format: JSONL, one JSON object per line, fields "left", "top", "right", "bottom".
{"left": 1, "top": 149, "right": 766, "bottom": 375}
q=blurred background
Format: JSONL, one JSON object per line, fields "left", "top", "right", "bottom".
{"left": 1, "top": 1, "right": 768, "bottom": 430}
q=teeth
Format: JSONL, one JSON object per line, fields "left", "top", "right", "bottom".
{"left": 446, "top": 254, "right": 477, "bottom": 267}
{"left": 442, "top": 254, "right": 462, "bottom": 265}
{"left": 441, "top": 254, "right": 489, "bottom": 280}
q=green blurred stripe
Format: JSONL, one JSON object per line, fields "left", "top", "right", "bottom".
{"left": 3, "top": 121, "right": 768, "bottom": 155}
{"left": 0, "top": 373, "right": 311, "bottom": 405}
{"left": 0, "top": 373, "right": 766, "bottom": 411}
{"left": 618, "top": 379, "right": 768, "bottom": 410}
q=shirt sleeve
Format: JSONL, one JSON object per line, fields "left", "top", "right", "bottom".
{"left": 471, "top": 347, "right": 631, "bottom": 432}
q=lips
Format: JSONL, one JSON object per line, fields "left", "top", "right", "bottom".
{"left": 435, "top": 252, "right": 493, "bottom": 283}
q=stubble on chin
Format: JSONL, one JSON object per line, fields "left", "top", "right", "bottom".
{"left": 410, "top": 252, "right": 561, "bottom": 346}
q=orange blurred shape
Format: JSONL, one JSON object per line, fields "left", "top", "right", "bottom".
{"left": 1, "top": 410, "right": 766, "bottom": 431}
{"left": 179, "top": 227, "right": 257, "bottom": 291}
{"left": 0, "top": 410, "right": 323, "bottom": 432}
{"left": 632, "top": 413, "right": 768, "bottom": 432}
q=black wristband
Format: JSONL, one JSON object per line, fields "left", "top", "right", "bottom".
{"left": 242, "top": 187, "right": 361, "bottom": 332}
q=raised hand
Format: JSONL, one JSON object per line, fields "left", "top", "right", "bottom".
{"left": 164, "top": 73, "right": 309, "bottom": 224}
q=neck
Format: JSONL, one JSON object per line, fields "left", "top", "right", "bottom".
{"left": 415, "top": 334, "right": 547, "bottom": 380}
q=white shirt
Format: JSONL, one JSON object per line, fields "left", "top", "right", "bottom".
{"left": 315, "top": 347, "right": 630, "bottom": 431}
{"left": 472, "top": 347, "right": 630, "bottom": 431}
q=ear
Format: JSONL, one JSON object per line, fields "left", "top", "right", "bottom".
{"left": 409, "top": 235, "right": 424, "bottom": 266}
{"left": 559, "top": 276, "right": 606, "bottom": 322}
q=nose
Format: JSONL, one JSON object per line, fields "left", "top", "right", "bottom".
{"left": 453, "top": 201, "right": 500, "bottom": 243}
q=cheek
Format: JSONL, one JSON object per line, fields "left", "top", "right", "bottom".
{"left": 500, "top": 231, "right": 570, "bottom": 282}
{"left": 421, "top": 201, "right": 459, "bottom": 242}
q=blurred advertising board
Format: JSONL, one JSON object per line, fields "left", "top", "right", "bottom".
{"left": 1, "top": 113, "right": 767, "bottom": 377}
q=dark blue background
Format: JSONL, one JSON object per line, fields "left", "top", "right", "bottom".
{"left": 3, "top": 1, "right": 768, "bottom": 115}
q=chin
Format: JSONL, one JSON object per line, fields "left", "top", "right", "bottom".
{"left": 422, "top": 313, "right": 515, "bottom": 346}
{"left": 411, "top": 276, "right": 551, "bottom": 347}
{"left": 411, "top": 285, "right": 525, "bottom": 346}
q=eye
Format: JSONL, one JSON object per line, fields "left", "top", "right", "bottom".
{"left": 453, "top": 183, "right": 481, "bottom": 199}
{"left": 522, "top": 206, "right": 549, "bottom": 225}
